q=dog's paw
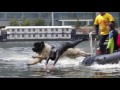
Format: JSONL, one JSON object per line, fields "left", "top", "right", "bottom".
{"left": 32, "top": 56, "right": 36, "bottom": 58}
{"left": 27, "top": 63, "right": 31, "bottom": 66}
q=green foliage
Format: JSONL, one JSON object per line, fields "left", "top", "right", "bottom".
{"left": 33, "top": 18, "right": 44, "bottom": 26}
{"left": 21, "top": 18, "right": 30, "bottom": 26}
{"left": 9, "top": 18, "right": 19, "bottom": 26}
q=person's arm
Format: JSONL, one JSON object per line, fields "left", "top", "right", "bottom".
{"left": 108, "top": 13, "right": 115, "bottom": 26}
{"left": 94, "top": 16, "right": 99, "bottom": 37}
{"left": 94, "top": 25, "right": 99, "bottom": 35}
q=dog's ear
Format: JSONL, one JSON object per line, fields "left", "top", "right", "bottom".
{"left": 32, "top": 47, "right": 36, "bottom": 52}
{"left": 32, "top": 41, "right": 45, "bottom": 53}
{"left": 34, "top": 41, "right": 44, "bottom": 47}
{"left": 40, "top": 41, "right": 45, "bottom": 48}
{"left": 34, "top": 42, "right": 39, "bottom": 47}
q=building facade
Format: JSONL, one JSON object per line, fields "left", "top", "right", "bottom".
{"left": 0, "top": 12, "right": 120, "bottom": 27}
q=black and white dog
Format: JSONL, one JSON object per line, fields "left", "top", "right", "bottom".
{"left": 27, "top": 38, "right": 90, "bottom": 69}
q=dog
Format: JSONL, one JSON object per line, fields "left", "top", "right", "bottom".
{"left": 27, "top": 38, "right": 90, "bottom": 66}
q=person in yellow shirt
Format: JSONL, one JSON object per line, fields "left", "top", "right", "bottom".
{"left": 94, "top": 12, "right": 115, "bottom": 54}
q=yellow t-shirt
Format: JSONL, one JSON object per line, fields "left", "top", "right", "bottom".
{"left": 94, "top": 13, "right": 114, "bottom": 35}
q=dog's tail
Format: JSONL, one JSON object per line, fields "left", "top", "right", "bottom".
{"left": 80, "top": 37, "right": 89, "bottom": 41}
{"left": 69, "top": 38, "right": 88, "bottom": 47}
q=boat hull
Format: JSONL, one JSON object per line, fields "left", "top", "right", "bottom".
{"left": 82, "top": 51, "right": 120, "bottom": 66}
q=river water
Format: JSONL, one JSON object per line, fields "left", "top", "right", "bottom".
{"left": 0, "top": 41, "right": 120, "bottom": 78}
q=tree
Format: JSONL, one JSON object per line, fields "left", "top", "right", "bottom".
{"left": 33, "top": 18, "right": 44, "bottom": 26}
{"left": 9, "top": 18, "right": 19, "bottom": 26}
{"left": 21, "top": 18, "right": 30, "bottom": 26}
{"left": 74, "top": 19, "right": 81, "bottom": 29}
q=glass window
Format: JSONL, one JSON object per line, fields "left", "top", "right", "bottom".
{"left": 28, "top": 29, "right": 31, "bottom": 32}
{"left": 12, "top": 34, "right": 14, "bottom": 37}
{"left": 56, "top": 34, "right": 58, "bottom": 37}
{"left": 66, "top": 28, "right": 69, "bottom": 31}
{"left": 33, "top": 29, "right": 35, "bottom": 32}
{"left": 45, "top": 29, "right": 47, "bottom": 31}
{"left": 17, "top": 29, "right": 20, "bottom": 32}
{"left": 44, "top": 33, "right": 47, "bottom": 37}
{"left": 17, "top": 34, "right": 20, "bottom": 37}
{"left": 0, "top": 13, "right": 5, "bottom": 20}
{"left": 6, "top": 12, "right": 22, "bottom": 20}
{"left": 51, "top": 33, "right": 54, "bottom": 37}
{"left": 66, "top": 34, "right": 69, "bottom": 37}
{"left": 28, "top": 34, "right": 31, "bottom": 37}
{"left": 33, "top": 34, "right": 35, "bottom": 37}
{"left": 39, "top": 12, "right": 51, "bottom": 19}
{"left": 51, "top": 28, "right": 54, "bottom": 31}
{"left": 23, "top": 13, "right": 39, "bottom": 19}
{"left": 39, "top": 29, "right": 42, "bottom": 32}
{"left": 22, "top": 34, "right": 24, "bottom": 37}
{"left": 56, "top": 28, "right": 58, "bottom": 31}
{"left": 22, "top": 29, "right": 24, "bottom": 32}
{"left": 7, "top": 34, "right": 10, "bottom": 37}
{"left": 12, "top": 29, "right": 14, "bottom": 32}
{"left": 54, "top": 12, "right": 70, "bottom": 19}
{"left": 39, "top": 34, "right": 42, "bottom": 37}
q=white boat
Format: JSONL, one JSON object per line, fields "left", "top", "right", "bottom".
{"left": 2, "top": 26, "right": 75, "bottom": 41}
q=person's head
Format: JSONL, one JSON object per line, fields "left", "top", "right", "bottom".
{"left": 107, "top": 23, "right": 115, "bottom": 31}
{"left": 32, "top": 41, "right": 45, "bottom": 53}
{"left": 99, "top": 12, "right": 105, "bottom": 16}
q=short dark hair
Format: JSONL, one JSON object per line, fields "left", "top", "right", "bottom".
{"left": 108, "top": 23, "right": 115, "bottom": 30}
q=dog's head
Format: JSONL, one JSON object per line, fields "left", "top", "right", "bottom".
{"left": 32, "top": 41, "right": 45, "bottom": 53}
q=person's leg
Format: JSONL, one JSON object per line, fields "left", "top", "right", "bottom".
{"left": 99, "top": 35, "right": 108, "bottom": 54}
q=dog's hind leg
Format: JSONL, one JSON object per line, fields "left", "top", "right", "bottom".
{"left": 78, "top": 51, "right": 91, "bottom": 57}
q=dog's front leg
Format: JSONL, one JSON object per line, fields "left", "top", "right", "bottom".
{"left": 32, "top": 56, "right": 38, "bottom": 58}
{"left": 32, "top": 56, "right": 44, "bottom": 58}
{"left": 27, "top": 58, "right": 41, "bottom": 66}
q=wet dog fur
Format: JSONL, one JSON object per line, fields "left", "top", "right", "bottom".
{"left": 28, "top": 41, "right": 90, "bottom": 66}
